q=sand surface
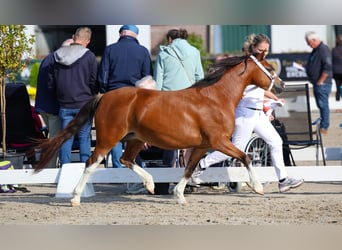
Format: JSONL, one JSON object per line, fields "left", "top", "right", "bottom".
{"left": 0, "top": 181, "right": 341, "bottom": 225}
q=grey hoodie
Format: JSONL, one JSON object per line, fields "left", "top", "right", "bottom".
{"left": 54, "top": 44, "right": 89, "bottom": 66}
{"left": 49, "top": 43, "right": 98, "bottom": 109}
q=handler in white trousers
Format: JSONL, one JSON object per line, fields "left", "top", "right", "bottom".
{"left": 189, "top": 33, "right": 304, "bottom": 193}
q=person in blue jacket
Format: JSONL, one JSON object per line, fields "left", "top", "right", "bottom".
{"left": 154, "top": 28, "right": 204, "bottom": 168}
{"left": 305, "top": 31, "right": 333, "bottom": 135}
{"left": 48, "top": 27, "right": 98, "bottom": 165}
{"left": 97, "top": 25, "right": 153, "bottom": 168}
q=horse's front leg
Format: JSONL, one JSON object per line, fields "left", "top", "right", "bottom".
{"left": 173, "top": 148, "right": 208, "bottom": 204}
{"left": 70, "top": 154, "right": 104, "bottom": 207}
{"left": 129, "top": 163, "right": 155, "bottom": 194}
{"left": 121, "top": 140, "right": 155, "bottom": 194}
{"left": 173, "top": 177, "right": 188, "bottom": 204}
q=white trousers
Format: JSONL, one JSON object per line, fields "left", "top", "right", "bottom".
{"left": 199, "top": 108, "right": 288, "bottom": 180}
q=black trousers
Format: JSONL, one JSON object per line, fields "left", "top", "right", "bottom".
{"left": 333, "top": 73, "right": 342, "bottom": 101}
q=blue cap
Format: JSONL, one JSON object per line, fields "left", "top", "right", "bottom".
{"left": 119, "top": 25, "right": 139, "bottom": 35}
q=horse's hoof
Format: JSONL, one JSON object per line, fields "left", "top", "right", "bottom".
{"left": 246, "top": 182, "right": 264, "bottom": 195}
{"left": 254, "top": 185, "right": 264, "bottom": 195}
{"left": 70, "top": 201, "right": 81, "bottom": 207}
{"left": 174, "top": 194, "right": 188, "bottom": 205}
{"left": 145, "top": 183, "right": 155, "bottom": 195}
{"left": 70, "top": 198, "right": 81, "bottom": 207}
{"left": 255, "top": 190, "right": 264, "bottom": 196}
{"left": 176, "top": 198, "right": 188, "bottom": 205}
{"left": 147, "top": 189, "right": 155, "bottom": 195}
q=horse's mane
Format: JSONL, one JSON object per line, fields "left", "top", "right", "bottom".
{"left": 192, "top": 55, "right": 248, "bottom": 87}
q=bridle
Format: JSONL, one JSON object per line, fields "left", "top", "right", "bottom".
{"left": 249, "top": 55, "right": 276, "bottom": 91}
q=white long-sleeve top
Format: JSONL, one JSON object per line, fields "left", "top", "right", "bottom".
{"left": 237, "top": 85, "right": 265, "bottom": 110}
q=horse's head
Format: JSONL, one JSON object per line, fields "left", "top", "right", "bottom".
{"left": 249, "top": 53, "right": 285, "bottom": 95}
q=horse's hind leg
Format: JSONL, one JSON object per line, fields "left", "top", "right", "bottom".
{"left": 70, "top": 150, "right": 106, "bottom": 207}
{"left": 215, "top": 141, "right": 263, "bottom": 195}
{"left": 234, "top": 152, "right": 263, "bottom": 195}
{"left": 120, "top": 140, "right": 155, "bottom": 194}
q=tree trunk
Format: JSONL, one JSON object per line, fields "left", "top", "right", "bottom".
{"left": 0, "top": 76, "right": 6, "bottom": 157}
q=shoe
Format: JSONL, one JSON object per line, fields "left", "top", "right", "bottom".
{"left": 212, "top": 182, "right": 227, "bottom": 190}
{"left": 278, "top": 177, "right": 304, "bottom": 193}
{"left": 320, "top": 128, "right": 328, "bottom": 135}
{"left": 187, "top": 163, "right": 204, "bottom": 187}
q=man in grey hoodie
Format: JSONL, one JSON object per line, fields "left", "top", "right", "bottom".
{"left": 48, "top": 27, "right": 98, "bottom": 166}
{"left": 35, "top": 38, "right": 73, "bottom": 168}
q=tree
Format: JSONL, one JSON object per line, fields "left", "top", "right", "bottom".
{"left": 187, "top": 32, "right": 212, "bottom": 73}
{"left": 0, "top": 25, "right": 34, "bottom": 157}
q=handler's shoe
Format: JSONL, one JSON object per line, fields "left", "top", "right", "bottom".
{"left": 187, "top": 163, "right": 205, "bottom": 187}
{"left": 278, "top": 177, "right": 304, "bottom": 193}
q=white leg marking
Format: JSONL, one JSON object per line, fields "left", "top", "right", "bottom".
{"left": 132, "top": 164, "right": 155, "bottom": 194}
{"left": 70, "top": 155, "right": 104, "bottom": 207}
{"left": 173, "top": 177, "right": 188, "bottom": 205}
{"left": 247, "top": 162, "right": 264, "bottom": 195}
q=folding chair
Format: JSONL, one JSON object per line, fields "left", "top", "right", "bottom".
{"left": 0, "top": 83, "right": 48, "bottom": 168}
{"left": 274, "top": 83, "right": 326, "bottom": 166}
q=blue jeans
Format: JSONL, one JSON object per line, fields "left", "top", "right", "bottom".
{"left": 313, "top": 83, "right": 332, "bottom": 130}
{"left": 110, "top": 141, "right": 123, "bottom": 168}
{"left": 59, "top": 108, "right": 92, "bottom": 165}
{"left": 109, "top": 142, "right": 144, "bottom": 168}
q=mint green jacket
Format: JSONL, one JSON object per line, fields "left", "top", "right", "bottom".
{"left": 154, "top": 38, "right": 204, "bottom": 91}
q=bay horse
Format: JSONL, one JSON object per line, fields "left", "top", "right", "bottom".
{"left": 29, "top": 52, "right": 284, "bottom": 206}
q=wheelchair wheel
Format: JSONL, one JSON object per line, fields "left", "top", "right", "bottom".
{"left": 227, "top": 135, "right": 271, "bottom": 192}
{"left": 245, "top": 135, "right": 272, "bottom": 167}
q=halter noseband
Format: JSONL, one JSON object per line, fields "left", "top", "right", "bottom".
{"left": 249, "top": 55, "right": 275, "bottom": 91}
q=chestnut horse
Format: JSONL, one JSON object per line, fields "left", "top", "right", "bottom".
{"left": 29, "top": 53, "right": 284, "bottom": 206}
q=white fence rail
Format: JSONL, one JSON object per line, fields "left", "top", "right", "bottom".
{"left": 1, "top": 164, "right": 341, "bottom": 197}
{"left": 1, "top": 164, "right": 342, "bottom": 184}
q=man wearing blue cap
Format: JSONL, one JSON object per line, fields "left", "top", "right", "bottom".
{"left": 119, "top": 24, "right": 139, "bottom": 35}
{"left": 97, "top": 25, "right": 153, "bottom": 169}
{"left": 98, "top": 25, "right": 152, "bottom": 91}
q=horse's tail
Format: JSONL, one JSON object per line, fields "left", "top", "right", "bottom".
{"left": 29, "top": 94, "right": 104, "bottom": 172}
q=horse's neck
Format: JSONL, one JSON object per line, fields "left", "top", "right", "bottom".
{"left": 215, "top": 66, "right": 251, "bottom": 106}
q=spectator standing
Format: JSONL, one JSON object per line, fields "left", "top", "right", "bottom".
{"left": 154, "top": 28, "right": 204, "bottom": 91}
{"left": 189, "top": 33, "right": 304, "bottom": 193}
{"left": 305, "top": 31, "right": 333, "bottom": 135}
{"left": 34, "top": 38, "right": 73, "bottom": 168}
{"left": 97, "top": 25, "right": 153, "bottom": 168}
{"left": 332, "top": 34, "right": 342, "bottom": 101}
{"left": 48, "top": 27, "right": 98, "bottom": 165}
{"left": 154, "top": 28, "right": 204, "bottom": 167}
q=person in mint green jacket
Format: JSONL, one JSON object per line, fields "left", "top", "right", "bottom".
{"left": 154, "top": 29, "right": 204, "bottom": 91}
{"left": 153, "top": 28, "right": 204, "bottom": 168}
